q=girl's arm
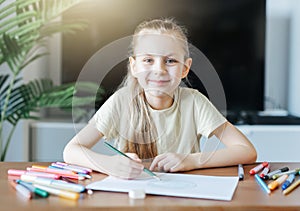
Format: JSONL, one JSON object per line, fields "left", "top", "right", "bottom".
{"left": 195, "top": 121, "right": 257, "bottom": 168}
{"left": 63, "top": 120, "right": 144, "bottom": 179}
{"left": 150, "top": 121, "right": 257, "bottom": 172}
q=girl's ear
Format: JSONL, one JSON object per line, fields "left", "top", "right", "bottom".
{"left": 129, "top": 56, "right": 137, "bottom": 76}
{"left": 182, "top": 58, "right": 192, "bottom": 78}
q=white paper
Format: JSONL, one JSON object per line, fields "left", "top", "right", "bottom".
{"left": 86, "top": 173, "right": 239, "bottom": 201}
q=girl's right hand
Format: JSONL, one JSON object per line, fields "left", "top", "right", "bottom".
{"left": 104, "top": 154, "right": 144, "bottom": 179}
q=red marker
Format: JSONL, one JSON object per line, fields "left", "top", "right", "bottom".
{"left": 259, "top": 164, "right": 270, "bottom": 178}
{"left": 249, "top": 162, "right": 269, "bottom": 175}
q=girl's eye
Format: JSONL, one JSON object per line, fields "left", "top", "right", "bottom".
{"left": 165, "top": 58, "right": 178, "bottom": 65}
{"left": 143, "top": 58, "right": 153, "bottom": 64}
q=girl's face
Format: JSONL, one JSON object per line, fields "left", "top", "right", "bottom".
{"left": 130, "top": 32, "right": 192, "bottom": 99}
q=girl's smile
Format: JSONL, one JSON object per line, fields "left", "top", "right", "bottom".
{"left": 148, "top": 79, "right": 171, "bottom": 87}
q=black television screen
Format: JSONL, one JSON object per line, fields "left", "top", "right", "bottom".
{"left": 62, "top": 0, "right": 266, "bottom": 115}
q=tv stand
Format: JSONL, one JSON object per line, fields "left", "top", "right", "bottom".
{"left": 226, "top": 111, "right": 300, "bottom": 125}
{"left": 26, "top": 117, "right": 300, "bottom": 162}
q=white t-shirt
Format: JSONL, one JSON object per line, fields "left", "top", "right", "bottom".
{"left": 91, "top": 86, "right": 226, "bottom": 154}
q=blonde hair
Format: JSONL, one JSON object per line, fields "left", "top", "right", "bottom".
{"left": 120, "top": 18, "right": 190, "bottom": 160}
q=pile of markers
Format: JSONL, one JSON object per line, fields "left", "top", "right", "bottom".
{"left": 250, "top": 161, "right": 300, "bottom": 195}
{"left": 7, "top": 162, "right": 93, "bottom": 200}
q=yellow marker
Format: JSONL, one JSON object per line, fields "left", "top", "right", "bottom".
{"left": 268, "top": 174, "right": 288, "bottom": 191}
{"left": 31, "top": 165, "right": 48, "bottom": 169}
{"left": 283, "top": 179, "right": 300, "bottom": 195}
{"left": 33, "top": 184, "right": 80, "bottom": 200}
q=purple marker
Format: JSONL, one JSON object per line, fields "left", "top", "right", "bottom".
{"left": 51, "top": 163, "right": 89, "bottom": 174}
{"left": 55, "top": 162, "right": 92, "bottom": 173}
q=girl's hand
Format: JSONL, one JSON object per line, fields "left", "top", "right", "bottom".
{"left": 149, "top": 153, "right": 197, "bottom": 172}
{"left": 125, "top": 153, "right": 142, "bottom": 162}
{"left": 105, "top": 153, "right": 144, "bottom": 179}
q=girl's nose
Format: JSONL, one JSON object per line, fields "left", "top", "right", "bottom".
{"left": 153, "top": 59, "right": 166, "bottom": 74}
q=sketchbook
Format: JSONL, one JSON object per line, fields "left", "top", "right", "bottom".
{"left": 86, "top": 173, "right": 239, "bottom": 201}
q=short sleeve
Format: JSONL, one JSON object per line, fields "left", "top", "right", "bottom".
{"left": 194, "top": 91, "right": 227, "bottom": 138}
{"left": 90, "top": 93, "right": 118, "bottom": 139}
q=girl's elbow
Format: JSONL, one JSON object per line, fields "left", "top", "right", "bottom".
{"left": 63, "top": 143, "right": 74, "bottom": 163}
{"left": 239, "top": 144, "right": 257, "bottom": 164}
{"left": 247, "top": 147, "right": 257, "bottom": 164}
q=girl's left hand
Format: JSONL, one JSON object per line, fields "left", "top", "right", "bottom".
{"left": 149, "top": 153, "right": 196, "bottom": 172}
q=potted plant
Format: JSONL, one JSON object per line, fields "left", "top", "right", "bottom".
{"left": 0, "top": 0, "right": 102, "bottom": 161}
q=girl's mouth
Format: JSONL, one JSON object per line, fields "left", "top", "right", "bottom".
{"left": 148, "top": 79, "right": 170, "bottom": 86}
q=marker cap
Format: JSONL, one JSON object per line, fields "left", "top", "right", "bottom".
{"left": 268, "top": 181, "right": 279, "bottom": 190}
{"left": 280, "top": 167, "right": 290, "bottom": 172}
{"left": 35, "top": 188, "right": 49, "bottom": 198}
{"left": 249, "top": 162, "right": 269, "bottom": 175}
{"left": 268, "top": 174, "right": 288, "bottom": 190}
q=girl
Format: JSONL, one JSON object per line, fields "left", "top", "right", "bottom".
{"left": 63, "top": 18, "right": 257, "bottom": 179}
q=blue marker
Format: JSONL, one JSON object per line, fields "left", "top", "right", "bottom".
{"left": 16, "top": 179, "right": 49, "bottom": 198}
{"left": 254, "top": 174, "right": 271, "bottom": 194}
{"left": 281, "top": 173, "right": 296, "bottom": 190}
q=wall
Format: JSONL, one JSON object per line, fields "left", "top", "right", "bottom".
{"left": 264, "top": 0, "right": 298, "bottom": 111}
{"left": 287, "top": 1, "right": 300, "bottom": 116}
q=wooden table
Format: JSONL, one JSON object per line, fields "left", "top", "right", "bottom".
{"left": 1, "top": 162, "right": 300, "bottom": 211}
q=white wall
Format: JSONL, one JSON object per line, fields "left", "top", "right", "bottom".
{"left": 265, "top": 0, "right": 299, "bottom": 112}
{"left": 287, "top": 1, "right": 300, "bottom": 116}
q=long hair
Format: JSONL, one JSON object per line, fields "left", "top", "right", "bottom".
{"left": 119, "top": 18, "right": 190, "bottom": 160}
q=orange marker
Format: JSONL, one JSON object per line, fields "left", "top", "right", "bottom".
{"left": 268, "top": 174, "right": 288, "bottom": 191}
{"left": 30, "top": 165, "right": 76, "bottom": 174}
{"left": 249, "top": 162, "right": 269, "bottom": 175}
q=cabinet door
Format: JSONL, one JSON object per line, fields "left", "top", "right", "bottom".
{"left": 237, "top": 126, "right": 300, "bottom": 162}
{"left": 30, "top": 121, "right": 113, "bottom": 162}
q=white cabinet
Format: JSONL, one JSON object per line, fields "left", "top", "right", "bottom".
{"left": 29, "top": 120, "right": 113, "bottom": 161}
{"left": 30, "top": 121, "right": 85, "bottom": 161}
{"left": 29, "top": 121, "right": 300, "bottom": 162}
{"left": 237, "top": 125, "right": 300, "bottom": 162}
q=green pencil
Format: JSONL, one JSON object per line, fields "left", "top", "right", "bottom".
{"left": 104, "top": 141, "right": 160, "bottom": 180}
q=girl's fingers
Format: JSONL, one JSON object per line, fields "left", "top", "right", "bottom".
{"left": 150, "top": 153, "right": 179, "bottom": 172}
{"left": 169, "top": 162, "right": 182, "bottom": 172}
{"left": 149, "top": 154, "right": 168, "bottom": 170}
{"left": 116, "top": 163, "right": 144, "bottom": 179}
{"left": 125, "top": 153, "right": 142, "bottom": 162}
{"left": 108, "top": 155, "right": 144, "bottom": 179}
{"left": 157, "top": 157, "right": 172, "bottom": 171}
{"left": 150, "top": 153, "right": 186, "bottom": 172}
{"left": 160, "top": 157, "right": 181, "bottom": 172}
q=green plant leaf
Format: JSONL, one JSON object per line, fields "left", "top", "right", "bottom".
{"left": 0, "top": 11, "right": 38, "bottom": 34}
{"left": 0, "top": 34, "right": 22, "bottom": 72}
{"left": 0, "top": 0, "right": 99, "bottom": 161}
{"left": 1, "top": 78, "right": 101, "bottom": 126}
